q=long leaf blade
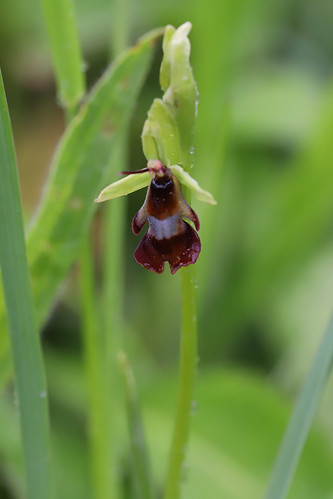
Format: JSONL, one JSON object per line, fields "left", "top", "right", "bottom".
{"left": 0, "top": 31, "right": 159, "bottom": 382}
{"left": 0, "top": 71, "right": 52, "bottom": 499}
{"left": 265, "top": 311, "right": 333, "bottom": 499}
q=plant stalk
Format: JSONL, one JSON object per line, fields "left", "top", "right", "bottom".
{"left": 165, "top": 264, "right": 198, "bottom": 499}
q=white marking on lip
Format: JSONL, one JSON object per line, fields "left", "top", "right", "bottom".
{"left": 148, "top": 215, "right": 180, "bottom": 240}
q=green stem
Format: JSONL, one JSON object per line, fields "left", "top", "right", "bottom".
{"left": 0, "top": 72, "right": 53, "bottom": 499}
{"left": 103, "top": 151, "right": 126, "bottom": 364}
{"left": 118, "top": 351, "right": 153, "bottom": 499}
{"left": 101, "top": 3, "right": 130, "bottom": 492}
{"left": 265, "top": 310, "right": 333, "bottom": 499}
{"left": 65, "top": 102, "right": 80, "bottom": 124}
{"left": 100, "top": 138, "right": 127, "bottom": 499}
{"left": 165, "top": 265, "right": 198, "bottom": 499}
{"left": 80, "top": 236, "right": 114, "bottom": 499}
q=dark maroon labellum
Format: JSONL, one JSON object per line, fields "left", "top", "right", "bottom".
{"left": 130, "top": 161, "right": 201, "bottom": 274}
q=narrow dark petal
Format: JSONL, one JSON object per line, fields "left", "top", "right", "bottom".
{"left": 188, "top": 207, "right": 200, "bottom": 231}
{"left": 132, "top": 212, "right": 146, "bottom": 234}
{"left": 132, "top": 203, "right": 148, "bottom": 234}
{"left": 119, "top": 168, "right": 149, "bottom": 175}
{"left": 133, "top": 221, "right": 201, "bottom": 274}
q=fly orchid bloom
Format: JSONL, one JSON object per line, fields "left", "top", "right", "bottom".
{"left": 131, "top": 160, "right": 200, "bottom": 274}
{"left": 95, "top": 159, "right": 216, "bottom": 274}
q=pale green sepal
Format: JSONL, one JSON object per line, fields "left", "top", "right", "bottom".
{"left": 170, "top": 165, "right": 217, "bottom": 205}
{"left": 95, "top": 172, "right": 151, "bottom": 203}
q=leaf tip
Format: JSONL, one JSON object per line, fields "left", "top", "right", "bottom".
{"left": 94, "top": 192, "right": 106, "bottom": 203}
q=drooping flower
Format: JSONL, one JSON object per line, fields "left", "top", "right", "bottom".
{"left": 131, "top": 160, "right": 200, "bottom": 274}
{"left": 95, "top": 158, "right": 216, "bottom": 274}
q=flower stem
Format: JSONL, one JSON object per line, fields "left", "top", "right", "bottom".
{"left": 165, "top": 265, "right": 197, "bottom": 499}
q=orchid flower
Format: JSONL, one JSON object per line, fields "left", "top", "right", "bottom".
{"left": 95, "top": 159, "right": 216, "bottom": 274}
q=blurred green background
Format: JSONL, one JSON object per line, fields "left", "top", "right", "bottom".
{"left": 1, "top": 0, "right": 333, "bottom": 497}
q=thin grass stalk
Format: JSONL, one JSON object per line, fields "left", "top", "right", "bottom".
{"left": 100, "top": 4, "right": 130, "bottom": 495}
{"left": 104, "top": 0, "right": 129, "bottom": 352}
{"left": 0, "top": 71, "right": 53, "bottom": 499}
{"left": 80, "top": 236, "right": 114, "bottom": 498}
{"left": 118, "top": 351, "right": 153, "bottom": 499}
{"left": 265, "top": 310, "right": 333, "bottom": 499}
{"left": 101, "top": 140, "right": 127, "bottom": 499}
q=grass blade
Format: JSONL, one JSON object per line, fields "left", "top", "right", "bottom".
{"left": 0, "top": 72, "right": 52, "bottom": 499}
{"left": 80, "top": 235, "right": 116, "bottom": 498}
{"left": 265, "top": 311, "right": 333, "bottom": 499}
{"left": 0, "top": 31, "right": 159, "bottom": 383}
{"left": 40, "top": 0, "right": 85, "bottom": 116}
{"left": 118, "top": 351, "right": 153, "bottom": 499}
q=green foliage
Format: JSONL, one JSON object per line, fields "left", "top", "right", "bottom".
{"left": 265, "top": 311, "right": 333, "bottom": 499}
{"left": 1, "top": 1, "right": 333, "bottom": 498}
{"left": 40, "top": 0, "right": 85, "bottom": 114}
{"left": 142, "top": 370, "right": 333, "bottom": 499}
{"left": 28, "top": 35, "right": 155, "bottom": 326}
{"left": 3, "top": 363, "right": 333, "bottom": 499}
{"left": 0, "top": 73, "right": 52, "bottom": 499}
{"left": 118, "top": 352, "right": 153, "bottom": 499}
{"left": 0, "top": 31, "right": 157, "bottom": 382}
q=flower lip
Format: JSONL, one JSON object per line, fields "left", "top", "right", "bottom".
{"left": 134, "top": 221, "right": 201, "bottom": 274}
{"left": 131, "top": 160, "right": 201, "bottom": 273}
